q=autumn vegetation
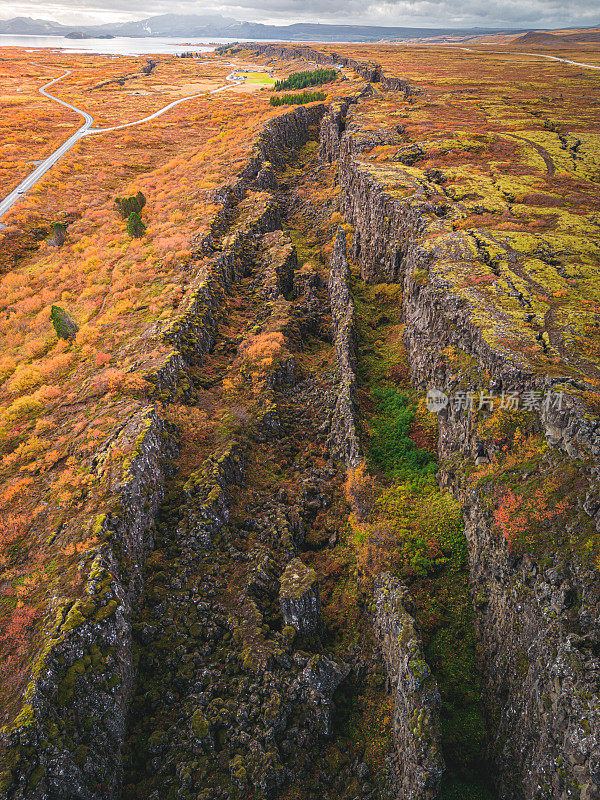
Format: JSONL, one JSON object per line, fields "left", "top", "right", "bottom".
{"left": 0, "top": 47, "right": 304, "bottom": 726}
{"left": 0, "top": 35, "right": 598, "bottom": 797}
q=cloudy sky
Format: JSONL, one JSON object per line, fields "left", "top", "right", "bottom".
{"left": 1, "top": 0, "right": 598, "bottom": 29}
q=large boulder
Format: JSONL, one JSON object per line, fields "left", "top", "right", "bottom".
{"left": 279, "top": 557, "right": 321, "bottom": 635}
{"left": 296, "top": 654, "right": 350, "bottom": 736}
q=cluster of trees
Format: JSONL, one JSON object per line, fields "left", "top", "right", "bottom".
{"left": 115, "top": 192, "right": 147, "bottom": 238}
{"left": 270, "top": 91, "right": 326, "bottom": 107}
{"left": 114, "top": 191, "right": 146, "bottom": 219}
{"left": 273, "top": 68, "right": 337, "bottom": 91}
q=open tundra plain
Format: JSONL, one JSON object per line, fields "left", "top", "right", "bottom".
{"left": 0, "top": 37, "right": 600, "bottom": 800}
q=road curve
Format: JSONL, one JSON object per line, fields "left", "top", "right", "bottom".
{"left": 0, "top": 69, "right": 244, "bottom": 224}
{"left": 0, "top": 71, "right": 93, "bottom": 222}
{"left": 88, "top": 76, "right": 234, "bottom": 134}
{"left": 39, "top": 70, "right": 94, "bottom": 124}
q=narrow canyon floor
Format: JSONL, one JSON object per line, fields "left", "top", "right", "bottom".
{"left": 119, "top": 135, "right": 492, "bottom": 800}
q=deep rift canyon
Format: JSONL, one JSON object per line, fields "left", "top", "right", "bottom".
{"left": 1, "top": 40, "right": 600, "bottom": 800}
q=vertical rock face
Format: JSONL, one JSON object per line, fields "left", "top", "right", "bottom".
{"left": 279, "top": 557, "right": 321, "bottom": 634}
{"left": 319, "top": 100, "right": 350, "bottom": 164}
{"left": 243, "top": 43, "right": 417, "bottom": 99}
{"left": 327, "top": 228, "right": 361, "bottom": 466}
{"left": 457, "top": 496, "right": 600, "bottom": 800}
{"left": 401, "top": 259, "right": 600, "bottom": 800}
{"left": 256, "top": 104, "right": 327, "bottom": 169}
{"left": 260, "top": 230, "right": 296, "bottom": 299}
{"left": 338, "top": 137, "right": 428, "bottom": 284}
{"left": 0, "top": 409, "right": 177, "bottom": 800}
{"left": 374, "top": 575, "right": 445, "bottom": 800}
{"left": 244, "top": 43, "right": 339, "bottom": 66}
{"left": 379, "top": 75, "right": 419, "bottom": 95}
{"left": 335, "top": 88, "right": 600, "bottom": 799}
{"left": 295, "top": 655, "right": 350, "bottom": 737}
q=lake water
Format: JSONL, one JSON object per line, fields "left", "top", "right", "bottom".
{"left": 0, "top": 34, "right": 259, "bottom": 56}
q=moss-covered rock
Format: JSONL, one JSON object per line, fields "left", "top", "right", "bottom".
{"left": 279, "top": 558, "right": 321, "bottom": 634}
{"left": 190, "top": 710, "right": 209, "bottom": 739}
{"left": 50, "top": 305, "right": 78, "bottom": 341}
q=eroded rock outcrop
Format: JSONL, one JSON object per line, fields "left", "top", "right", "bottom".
{"left": 319, "top": 100, "right": 351, "bottom": 165}
{"left": 338, "top": 133, "right": 429, "bottom": 283}
{"left": 374, "top": 574, "right": 445, "bottom": 800}
{"left": 176, "top": 442, "right": 245, "bottom": 550}
{"left": 279, "top": 557, "right": 321, "bottom": 635}
{"left": 260, "top": 230, "right": 296, "bottom": 299}
{"left": 327, "top": 228, "right": 361, "bottom": 466}
{"left": 294, "top": 654, "right": 350, "bottom": 737}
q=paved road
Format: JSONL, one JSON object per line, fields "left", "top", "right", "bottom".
{"left": 462, "top": 46, "right": 600, "bottom": 72}
{"left": 0, "top": 70, "right": 93, "bottom": 222}
{"left": 0, "top": 67, "right": 244, "bottom": 223}
{"left": 88, "top": 71, "right": 243, "bottom": 134}
{"left": 518, "top": 52, "right": 600, "bottom": 71}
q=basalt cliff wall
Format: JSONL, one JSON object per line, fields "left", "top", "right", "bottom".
{"left": 0, "top": 408, "right": 177, "bottom": 800}
{"left": 329, "top": 93, "right": 600, "bottom": 800}
{"left": 327, "top": 227, "right": 447, "bottom": 798}
{"left": 5, "top": 46, "right": 600, "bottom": 800}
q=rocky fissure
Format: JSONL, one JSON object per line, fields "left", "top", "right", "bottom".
{"left": 4, "top": 44, "right": 600, "bottom": 800}
{"left": 241, "top": 42, "right": 600, "bottom": 800}
{"left": 246, "top": 44, "right": 418, "bottom": 95}
{"left": 118, "top": 150, "right": 389, "bottom": 799}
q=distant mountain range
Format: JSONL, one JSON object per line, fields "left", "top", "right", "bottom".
{"left": 0, "top": 14, "right": 528, "bottom": 42}
{"left": 0, "top": 14, "right": 598, "bottom": 43}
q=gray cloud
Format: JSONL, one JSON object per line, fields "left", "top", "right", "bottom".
{"left": 1, "top": 0, "right": 599, "bottom": 29}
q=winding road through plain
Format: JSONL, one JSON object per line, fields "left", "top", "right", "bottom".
{"left": 461, "top": 46, "right": 600, "bottom": 71}
{"left": 0, "top": 70, "right": 93, "bottom": 222}
{"left": 7, "top": 49, "right": 594, "bottom": 226}
{"left": 518, "top": 52, "right": 600, "bottom": 71}
{"left": 0, "top": 65, "right": 248, "bottom": 223}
